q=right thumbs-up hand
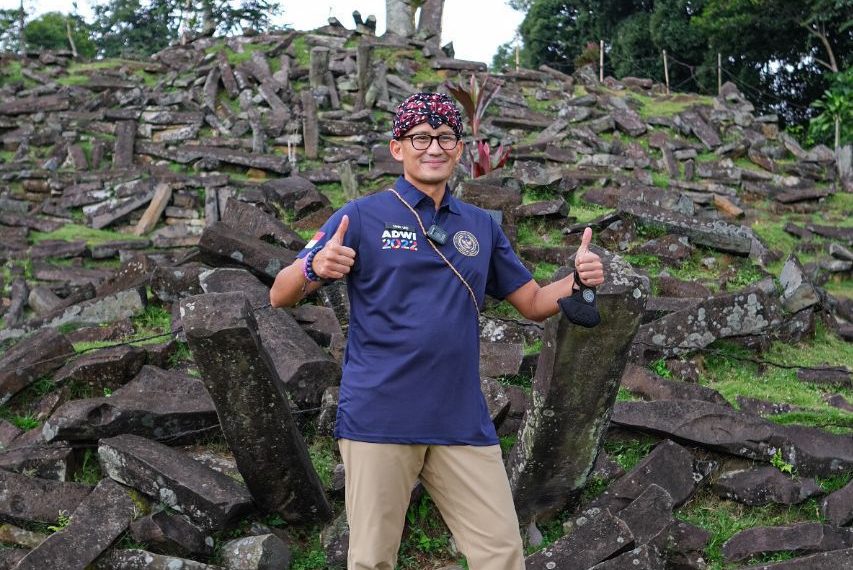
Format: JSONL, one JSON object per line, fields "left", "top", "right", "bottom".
{"left": 311, "top": 215, "right": 357, "bottom": 280}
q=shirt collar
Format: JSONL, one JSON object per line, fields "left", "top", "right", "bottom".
{"left": 393, "top": 176, "right": 460, "bottom": 215}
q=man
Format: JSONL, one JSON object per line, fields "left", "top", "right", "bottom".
{"left": 270, "top": 92, "right": 604, "bottom": 570}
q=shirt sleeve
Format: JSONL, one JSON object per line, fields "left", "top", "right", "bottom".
{"left": 485, "top": 216, "right": 533, "bottom": 300}
{"left": 296, "top": 200, "right": 361, "bottom": 259}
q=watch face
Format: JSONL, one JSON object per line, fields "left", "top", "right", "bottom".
{"left": 583, "top": 289, "right": 595, "bottom": 303}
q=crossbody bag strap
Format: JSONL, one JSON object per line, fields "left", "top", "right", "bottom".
{"left": 387, "top": 189, "right": 480, "bottom": 318}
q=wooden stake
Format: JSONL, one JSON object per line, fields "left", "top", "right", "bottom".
{"left": 599, "top": 40, "right": 604, "bottom": 82}
{"left": 717, "top": 52, "right": 722, "bottom": 94}
{"left": 662, "top": 50, "right": 670, "bottom": 95}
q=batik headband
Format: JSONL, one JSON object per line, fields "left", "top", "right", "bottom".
{"left": 392, "top": 92, "right": 464, "bottom": 139}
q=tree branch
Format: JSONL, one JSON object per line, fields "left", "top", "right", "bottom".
{"left": 801, "top": 21, "right": 838, "bottom": 72}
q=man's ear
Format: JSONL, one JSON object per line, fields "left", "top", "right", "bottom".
{"left": 389, "top": 139, "right": 403, "bottom": 162}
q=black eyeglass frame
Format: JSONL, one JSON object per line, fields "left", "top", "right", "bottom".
{"left": 396, "top": 133, "right": 461, "bottom": 151}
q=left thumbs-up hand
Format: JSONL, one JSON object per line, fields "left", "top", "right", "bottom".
{"left": 574, "top": 227, "right": 604, "bottom": 289}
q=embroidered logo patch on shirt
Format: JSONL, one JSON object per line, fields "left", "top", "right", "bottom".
{"left": 453, "top": 230, "right": 479, "bottom": 256}
{"left": 381, "top": 223, "right": 418, "bottom": 251}
{"left": 304, "top": 231, "right": 325, "bottom": 250}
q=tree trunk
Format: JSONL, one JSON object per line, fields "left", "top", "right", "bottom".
{"left": 385, "top": 0, "right": 416, "bottom": 38}
{"left": 17, "top": 0, "right": 25, "bottom": 55}
{"left": 66, "top": 18, "right": 78, "bottom": 58}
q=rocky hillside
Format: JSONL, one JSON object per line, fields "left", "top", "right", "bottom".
{"left": 0, "top": 17, "right": 851, "bottom": 570}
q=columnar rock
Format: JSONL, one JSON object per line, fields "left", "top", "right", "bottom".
{"left": 309, "top": 47, "right": 329, "bottom": 90}
{"left": 0, "top": 469, "right": 92, "bottom": 526}
{"left": 0, "top": 328, "right": 74, "bottom": 405}
{"left": 43, "top": 366, "right": 219, "bottom": 444}
{"left": 93, "top": 549, "right": 223, "bottom": 569}
{"left": 197, "top": 222, "right": 296, "bottom": 281}
{"left": 253, "top": 305, "right": 341, "bottom": 409}
{"left": 631, "top": 289, "right": 782, "bottom": 361}
{"left": 740, "top": 548, "right": 852, "bottom": 569}
{"left": 712, "top": 466, "right": 821, "bottom": 506}
{"left": 821, "top": 479, "right": 853, "bottom": 526}
{"left": 13, "top": 478, "right": 135, "bottom": 570}
{"left": 524, "top": 509, "right": 634, "bottom": 569}
{"left": 220, "top": 534, "right": 291, "bottom": 570}
{"left": 385, "top": 0, "right": 416, "bottom": 37}
{"left": 181, "top": 292, "right": 333, "bottom": 523}
{"left": 723, "top": 523, "right": 853, "bottom": 563}
{"left": 98, "top": 434, "right": 253, "bottom": 531}
{"left": 612, "top": 400, "right": 853, "bottom": 476}
{"left": 508, "top": 252, "right": 648, "bottom": 522}
{"left": 416, "top": 0, "right": 444, "bottom": 44}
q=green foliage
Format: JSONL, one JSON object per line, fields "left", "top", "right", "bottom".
{"left": 72, "top": 449, "right": 103, "bottom": 485}
{"left": 91, "top": 0, "right": 282, "bottom": 57}
{"left": 47, "top": 511, "right": 72, "bottom": 533}
{"left": 649, "top": 358, "right": 673, "bottom": 379}
{"left": 703, "top": 330, "right": 853, "bottom": 435}
{"left": 308, "top": 436, "right": 337, "bottom": 489}
{"left": 0, "top": 7, "right": 24, "bottom": 53}
{"left": 24, "top": 12, "right": 96, "bottom": 58}
{"left": 807, "top": 67, "right": 852, "bottom": 147}
{"left": 580, "top": 475, "right": 609, "bottom": 503}
{"left": 770, "top": 449, "right": 794, "bottom": 475}
{"left": 499, "top": 434, "right": 517, "bottom": 455}
{"left": 533, "top": 262, "right": 558, "bottom": 282}
{"left": 9, "top": 413, "right": 40, "bottom": 431}
{"left": 677, "top": 488, "right": 827, "bottom": 567}
{"left": 517, "top": 220, "right": 564, "bottom": 247}
{"left": 167, "top": 342, "right": 193, "bottom": 368}
{"left": 603, "top": 436, "right": 657, "bottom": 471}
{"left": 400, "top": 494, "right": 453, "bottom": 564}
{"left": 523, "top": 338, "right": 542, "bottom": 356}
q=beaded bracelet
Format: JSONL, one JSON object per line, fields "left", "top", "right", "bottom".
{"left": 302, "top": 246, "right": 324, "bottom": 282}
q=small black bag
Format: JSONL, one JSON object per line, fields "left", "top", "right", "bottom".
{"left": 558, "top": 272, "right": 601, "bottom": 328}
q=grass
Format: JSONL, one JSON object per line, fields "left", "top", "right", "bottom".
{"left": 308, "top": 436, "right": 338, "bottom": 489}
{"left": 700, "top": 327, "right": 853, "bottom": 434}
{"left": 71, "top": 304, "right": 173, "bottom": 353}
{"left": 533, "top": 262, "right": 558, "bottom": 282}
{"left": 208, "top": 43, "right": 272, "bottom": 66}
{"left": 602, "top": 436, "right": 657, "bottom": 471}
{"left": 517, "top": 220, "right": 564, "bottom": 247}
{"left": 29, "top": 224, "right": 145, "bottom": 246}
{"left": 72, "top": 449, "right": 103, "bottom": 485}
{"left": 651, "top": 171, "right": 670, "bottom": 188}
{"left": 676, "top": 488, "right": 831, "bottom": 569}
{"left": 627, "top": 91, "right": 715, "bottom": 119}
{"left": 290, "top": 36, "right": 310, "bottom": 67}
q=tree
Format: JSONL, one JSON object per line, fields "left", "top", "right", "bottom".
{"left": 0, "top": 2, "right": 25, "bottom": 54}
{"left": 23, "top": 12, "right": 96, "bottom": 58}
{"left": 91, "top": 0, "right": 179, "bottom": 57}
{"left": 91, "top": 0, "right": 282, "bottom": 58}
{"left": 695, "top": 0, "right": 852, "bottom": 124}
{"left": 518, "top": 0, "right": 651, "bottom": 74}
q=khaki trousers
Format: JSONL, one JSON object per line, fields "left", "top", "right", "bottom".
{"left": 339, "top": 439, "right": 525, "bottom": 570}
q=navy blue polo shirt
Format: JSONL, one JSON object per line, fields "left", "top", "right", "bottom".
{"left": 297, "top": 177, "right": 532, "bottom": 445}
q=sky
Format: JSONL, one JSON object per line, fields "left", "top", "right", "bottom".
{"left": 0, "top": 0, "right": 525, "bottom": 64}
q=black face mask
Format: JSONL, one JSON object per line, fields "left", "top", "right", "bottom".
{"left": 558, "top": 271, "right": 601, "bottom": 328}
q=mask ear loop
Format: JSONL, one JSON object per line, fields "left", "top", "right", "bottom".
{"left": 387, "top": 189, "right": 480, "bottom": 319}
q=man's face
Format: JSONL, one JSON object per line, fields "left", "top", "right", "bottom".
{"left": 389, "top": 123, "right": 464, "bottom": 187}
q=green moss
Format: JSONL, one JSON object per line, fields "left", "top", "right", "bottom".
{"left": 30, "top": 224, "right": 145, "bottom": 246}
{"left": 650, "top": 171, "right": 670, "bottom": 188}
{"left": 627, "top": 91, "right": 715, "bottom": 119}
{"left": 290, "top": 35, "right": 310, "bottom": 67}
{"left": 56, "top": 74, "right": 90, "bottom": 86}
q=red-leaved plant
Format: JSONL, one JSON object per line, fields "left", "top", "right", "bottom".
{"left": 444, "top": 74, "right": 512, "bottom": 178}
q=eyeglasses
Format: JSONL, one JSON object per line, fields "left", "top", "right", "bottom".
{"left": 398, "top": 133, "right": 460, "bottom": 151}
